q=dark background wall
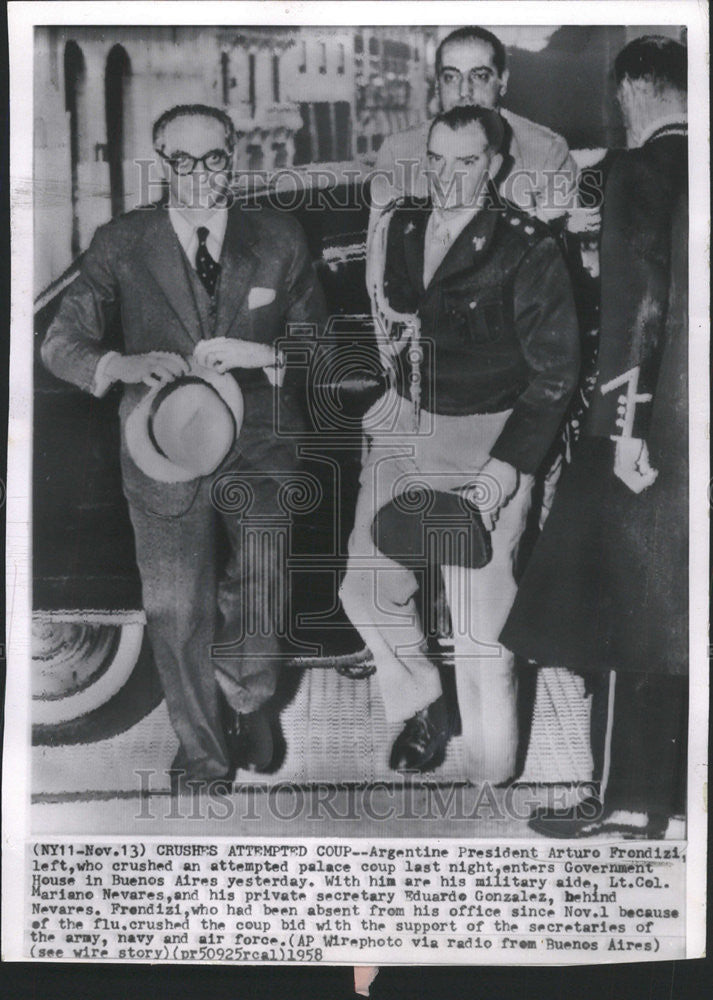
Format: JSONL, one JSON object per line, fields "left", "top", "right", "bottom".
{"left": 506, "top": 26, "right": 627, "bottom": 149}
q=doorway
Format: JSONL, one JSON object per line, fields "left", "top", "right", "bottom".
{"left": 105, "top": 45, "right": 132, "bottom": 217}
{"left": 64, "top": 41, "right": 86, "bottom": 257}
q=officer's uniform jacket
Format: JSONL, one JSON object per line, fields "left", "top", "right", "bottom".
{"left": 382, "top": 187, "right": 581, "bottom": 475}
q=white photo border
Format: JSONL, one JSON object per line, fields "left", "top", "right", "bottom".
{"left": 4, "top": 0, "right": 709, "bottom": 964}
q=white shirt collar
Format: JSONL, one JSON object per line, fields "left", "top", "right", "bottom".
{"left": 168, "top": 206, "right": 228, "bottom": 267}
{"left": 637, "top": 113, "right": 688, "bottom": 147}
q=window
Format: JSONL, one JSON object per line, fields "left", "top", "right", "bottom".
{"left": 337, "top": 43, "right": 345, "bottom": 75}
{"left": 248, "top": 53, "right": 256, "bottom": 116}
{"left": 272, "top": 54, "right": 280, "bottom": 102}
{"left": 384, "top": 40, "right": 410, "bottom": 60}
{"left": 64, "top": 40, "right": 86, "bottom": 257}
{"left": 354, "top": 33, "right": 364, "bottom": 54}
{"left": 334, "top": 101, "right": 351, "bottom": 159}
{"left": 104, "top": 44, "right": 132, "bottom": 219}
{"left": 356, "top": 135, "right": 368, "bottom": 155}
{"left": 272, "top": 141, "right": 288, "bottom": 168}
{"left": 299, "top": 39, "right": 307, "bottom": 73}
{"left": 293, "top": 102, "right": 312, "bottom": 165}
{"left": 319, "top": 41, "right": 327, "bottom": 74}
{"left": 369, "top": 36, "right": 379, "bottom": 56}
{"left": 314, "top": 102, "right": 333, "bottom": 159}
{"left": 221, "top": 52, "right": 230, "bottom": 105}
{"left": 247, "top": 143, "right": 264, "bottom": 171}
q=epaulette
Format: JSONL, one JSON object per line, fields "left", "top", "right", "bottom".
{"left": 501, "top": 202, "right": 548, "bottom": 244}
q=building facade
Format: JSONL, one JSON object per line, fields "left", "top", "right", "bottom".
{"left": 34, "top": 25, "right": 437, "bottom": 290}
{"left": 34, "top": 26, "right": 301, "bottom": 290}
{"left": 281, "top": 28, "right": 356, "bottom": 165}
{"left": 353, "top": 27, "right": 436, "bottom": 160}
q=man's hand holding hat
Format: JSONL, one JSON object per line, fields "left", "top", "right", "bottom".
{"left": 194, "top": 337, "right": 276, "bottom": 374}
{"left": 124, "top": 357, "right": 244, "bottom": 483}
{"left": 104, "top": 351, "right": 189, "bottom": 386}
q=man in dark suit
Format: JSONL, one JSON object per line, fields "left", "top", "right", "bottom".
{"left": 42, "top": 104, "right": 327, "bottom": 790}
{"left": 340, "top": 106, "right": 580, "bottom": 780}
{"left": 501, "top": 36, "right": 688, "bottom": 837}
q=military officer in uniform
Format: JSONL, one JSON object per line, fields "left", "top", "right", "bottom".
{"left": 340, "top": 106, "right": 581, "bottom": 781}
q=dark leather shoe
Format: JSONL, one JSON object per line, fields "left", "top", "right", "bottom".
{"left": 527, "top": 795, "right": 603, "bottom": 837}
{"left": 228, "top": 704, "right": 286, "bottom": 775}
{"left": 389, "top": 695, "right": 451, "bottom": 772}
{"left": 240, "top": 706, "right": 276, "bottom": 772}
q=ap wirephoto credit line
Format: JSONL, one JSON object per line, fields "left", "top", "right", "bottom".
{"left": 3, "top": 0, "right": 709, "bottom": 973}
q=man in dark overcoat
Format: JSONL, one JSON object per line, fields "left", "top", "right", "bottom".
{"left": 41, "top": 104, "right": 327, "bottom": 790}
{"left": 501, "top": 36, "right": 689, "bottom": 836}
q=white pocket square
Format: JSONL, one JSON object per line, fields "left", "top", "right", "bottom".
{"left": 248, "top": 287, "right": 276, "bottom": 310}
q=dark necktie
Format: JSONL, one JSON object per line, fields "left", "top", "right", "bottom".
{"left": 195, "top": 226, "right": 220, "bottom": 298}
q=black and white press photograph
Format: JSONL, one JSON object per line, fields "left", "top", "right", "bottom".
{"left": 18, "top": 15, "right": 702, "bottom": 842}
{"left": 3, "top": 0, "right": 709, "bottom": 973}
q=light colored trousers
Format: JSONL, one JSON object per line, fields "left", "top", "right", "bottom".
{"left": 339, "top": 391, "right": 533, "bottom": 783}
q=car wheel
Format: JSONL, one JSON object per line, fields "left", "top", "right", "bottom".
{"left": 32, "top": 616, "right": 164, "bottom": 746}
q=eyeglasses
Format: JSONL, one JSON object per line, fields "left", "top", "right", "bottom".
{"left": 439, "top": 67, "right": 497, "bottom": 88}
{"left": 157, "top": 148, "right": 232, "bottom": 176}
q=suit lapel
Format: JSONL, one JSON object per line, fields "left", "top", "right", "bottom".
{"left": 214, "top": 205, "right": 260, "bottom": 339}
{"left": 138, "top": 206, "right": 202, "bottom": 346}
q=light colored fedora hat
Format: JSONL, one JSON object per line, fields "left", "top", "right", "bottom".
{"left": 125, "top": 362, "right": 243, "bottom": 483}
